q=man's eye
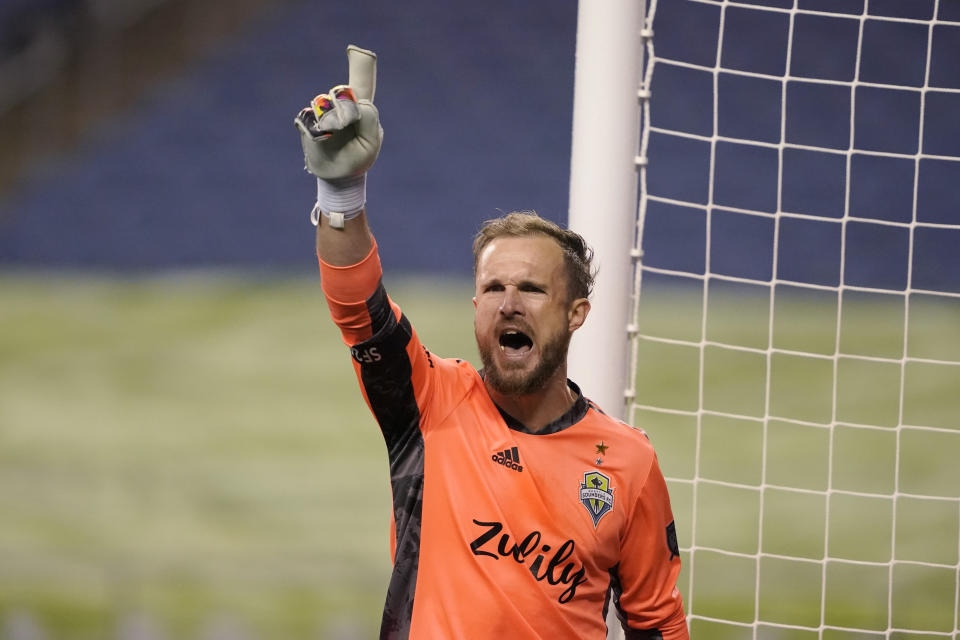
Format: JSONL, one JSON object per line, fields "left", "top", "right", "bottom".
{"left": 485, "top": 284, "right": 504, "bottom": 293}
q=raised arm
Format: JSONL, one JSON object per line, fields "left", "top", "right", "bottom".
{"left": 294, "top": 45, "right": 382, "bottom": 266}
{"left": 292, "top": 48, "right": 440, "bottom": 456}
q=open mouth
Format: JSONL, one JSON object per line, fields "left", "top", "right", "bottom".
{"left": 499, "top": 329, "right": 533, "bottom": 357}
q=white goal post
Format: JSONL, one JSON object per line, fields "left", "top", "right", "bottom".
{"left": 567, "top": 3, "right": 646, "bottom": 639}
{"left": 568, "top": 0, "right": 645, "bottom": 420}
{"left": 569, "top": 1, "right": 960, "bottom": 639}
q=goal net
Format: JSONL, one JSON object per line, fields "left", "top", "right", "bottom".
{"left": 622, "top": 0, "right": 960, "bottom": 637}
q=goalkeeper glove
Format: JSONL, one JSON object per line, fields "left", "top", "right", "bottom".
{"left": 294, "top": 45, "right": 383, "bottom": 228}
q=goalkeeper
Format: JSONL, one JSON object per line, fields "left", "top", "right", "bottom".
{"left": 295, "top": 46, "right": 688, "bottom": 639}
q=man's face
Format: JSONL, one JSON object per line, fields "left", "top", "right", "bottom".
{"left": 473, "top": 235, "right": 589, "bottom": 396}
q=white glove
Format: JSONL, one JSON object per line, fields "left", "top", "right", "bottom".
{"left": 294, "top": 45, "right": 383, "bottom": 227}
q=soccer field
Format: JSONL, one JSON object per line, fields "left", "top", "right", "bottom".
{"left": 0, "top": 274, "right": 956, "bottom": 638}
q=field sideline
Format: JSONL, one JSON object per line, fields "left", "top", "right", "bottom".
{"left": 1, "top": 274, "right": 957, "bottom": 639}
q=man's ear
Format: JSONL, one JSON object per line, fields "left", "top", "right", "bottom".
{"left": 473, "top": 296, "right": 478, "bottom": 309}
{"left": 568, "top": 298, "right": 590, "bottom": 332}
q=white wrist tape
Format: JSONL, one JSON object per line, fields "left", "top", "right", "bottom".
{"left": 310, "top": 175, "right": 366, "bottom": 228}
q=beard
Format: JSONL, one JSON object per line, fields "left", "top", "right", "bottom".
{"left": 477, "top": 327, "right": 572, "bottom": 396}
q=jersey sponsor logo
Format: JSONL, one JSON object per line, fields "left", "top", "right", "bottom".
{"left": 579, "top": 471, "right": 614, "bottom": 528}
{"left": 469, "top": 519, "right": 588, "bottom": 604}
{"left": 491, "top": 446, "right": 523, "bottom": 472}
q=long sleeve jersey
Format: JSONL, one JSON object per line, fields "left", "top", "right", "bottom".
{"left": 319, "top": 240, "right": 688, "bottom": 640}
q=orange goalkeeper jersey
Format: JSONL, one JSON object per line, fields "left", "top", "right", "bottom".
{"left": 319, "top": 241, "right": 688, "bottom": 640}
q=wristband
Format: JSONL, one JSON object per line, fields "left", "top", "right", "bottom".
{"left": 310, "top": 175, "right": 366, "bottom": 228}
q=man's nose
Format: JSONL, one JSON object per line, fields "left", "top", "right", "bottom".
{"left": 499, "top": 287, "right": 523, "bottom": 316}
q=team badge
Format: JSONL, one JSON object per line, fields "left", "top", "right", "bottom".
{"left": 579, "top": 471, "right": 614, "bottom": 528}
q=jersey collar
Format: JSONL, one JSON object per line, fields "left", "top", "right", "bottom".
{"left": 482, "top": 375, "right": 590, "bottom": 435}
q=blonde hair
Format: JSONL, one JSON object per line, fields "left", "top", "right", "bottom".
{"left": 472, "top": 211, "right": 596, "bottom": 301}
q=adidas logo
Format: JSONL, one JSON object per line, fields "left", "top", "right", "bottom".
{"left": 491, "top": 446, "right": 523, "bottom": 472}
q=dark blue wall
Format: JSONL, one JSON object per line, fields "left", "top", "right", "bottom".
{"left": 0, "top": 0, "right": 956, "bottom": 293}
{"left": 0, "top": 0, "right": 577, "bottom": 275}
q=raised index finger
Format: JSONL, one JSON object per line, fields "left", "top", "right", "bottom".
{"left": 347, "top": 45, "right": 377, "bottom": 102}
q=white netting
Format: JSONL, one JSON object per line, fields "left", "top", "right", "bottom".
{"left": 629, "top": 1, "right": 960, "bottom": 637}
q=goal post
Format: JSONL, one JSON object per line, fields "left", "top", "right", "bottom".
{"left": 569, "top": 0, "right": 960, "bottom": 638}
{"left": 567, "top": 0, "right": 646, "bottom": 422}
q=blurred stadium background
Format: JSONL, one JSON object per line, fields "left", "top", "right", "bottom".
{"left": 1, "top": 0, "right": 958, "bottom": 638}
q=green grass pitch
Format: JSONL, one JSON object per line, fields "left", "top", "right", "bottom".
{"left": 0, "top": 274, "right": 956, "bottom": 639}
